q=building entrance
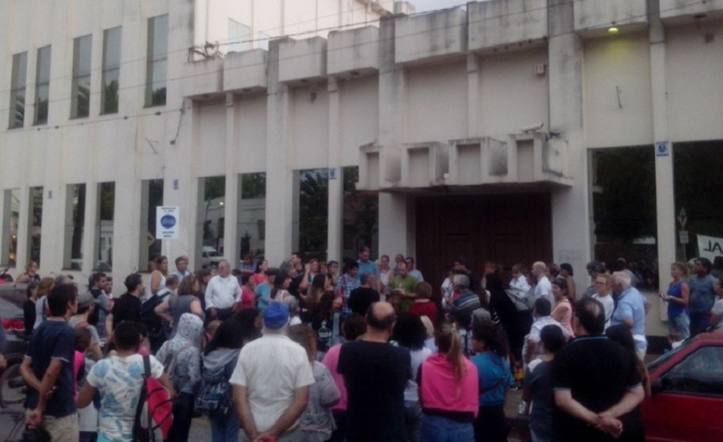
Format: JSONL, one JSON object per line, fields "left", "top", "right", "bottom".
{"left": 415, "top": 193, "right": 552, "bottom": 283}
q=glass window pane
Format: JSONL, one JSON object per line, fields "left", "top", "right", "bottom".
{"left": 239, "top": 173, "right": 266, "bottom": 261}
{"left": 146, "top": 15, "right": 167, "bottom": 107}
{"left": 199, "top": 177, "right": 225, "bottom": 268}
{"left": 591, "top": 147, "right": 658, "bottom": 290}
{"left": 8, "top": 52, "right": 27, "bottom": 129}
{"left": 3, "top": 189, "right": 20, "bottom": 267}
{"left": 673, "top": 142, "right": 723, "bottom": 269}
{"left": 102, "top": 27, "right": 121, "bottom": 115}
{"left": 71, "top": 35, "right": 92, "bottom": 118}
{"left": 227, "top": 19, "right": 252, "bottom": 53}
{"left": 150, "top": 15, "right": 168, "bottom": 60}
{"left": 64, "top": 184, "right": 86, "bottom": 270}
{"left": 140, "top": 179, "right": 164, "bottom": 271}
{"left": 95, "top": 182, "right": 115, "bottom": 271}
{"left": 342, "top": 167, "right": 378, "bottom": 259}
{"left": 295, "top": 169, "right": 329, "bottom": 260}
{"left": 103, "top": 27, "right": 122, "bottom": 69}
{"left": 35, "top": 46, "right": 51, "bottom": 124}
{"left": 101, "top": 69, "right": 119, "bottom": 115}
{"left": 28, "top": 187, "right": 43, "bottom": 265}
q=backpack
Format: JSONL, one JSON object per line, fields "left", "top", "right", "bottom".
{"left": 141, "top": 291, "right": 169, "bottom": 335}
{"left": 195, "top": 354, "right": 237, "bottom": 416}
{"left": 133, "top": 355, "right": 174, "bottom": 442}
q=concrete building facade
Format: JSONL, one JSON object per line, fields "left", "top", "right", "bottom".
{"left": 3, "top": 0, "right": 723, "bottom": 337}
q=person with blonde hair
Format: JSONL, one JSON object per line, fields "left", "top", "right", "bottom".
{"left": 660, "top": 262, "right": 690, "bottom": 339}
{"left": 419, "top": 324, "right": 478, "bottom": 442}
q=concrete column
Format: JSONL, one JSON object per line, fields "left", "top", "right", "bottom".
{"left": 649, "top": 1, "right": 675, "bottom": 291}
{"left": 377, "top": 16, "right": 411, "bottom": 258}
{"left": 466, "top": 54, "right": 480, "bottom": 138}
{"left": 548, "top": 0, "right": 591, "bottom": 290}
{"left": 81, "top": 181, "right": 98, "bottom": 275}
{"left": 327, "top": 78, "right": 343, "bottom": 262}
{"left": 15, "top": 186, "right": 30, "bottom": 272}
{"left": 265, "top": 40, "right": 294, "bottom": 265}
{"left": 223, "top": 93, "right": 241, "bottom": 265}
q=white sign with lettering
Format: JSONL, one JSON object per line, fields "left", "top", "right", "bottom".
{"left": 697, "top": 234, "right": 723, "bottom": 261}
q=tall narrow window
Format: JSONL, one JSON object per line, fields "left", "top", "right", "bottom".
{"left": 34, "top": 46, "right": 51, "bottom": 125}
{"left": 294, "top": 169, "right": 329, "bottom": 260}
{"left": 71, "top": 35, "right": 92, "bottom": 119}
{"left": 239, "top": 173, "right": 266, "bottom": 261}
{"left": 140, "top": 179, "right": 164, "bottom": 271}
{"left": 2, "top": 189, "right": 20, "bottom": 267}
{"left": 95, "top": 182, "right": 115, "bottom": 271}
{"left": 145, "top": 15, "right": 168, "bottom": 107}
{"left": 8, "top": 52, "right": 27, "bottom": 129}
{"left": 198, "top": 177, "right": 225, "bottom": 268}
{"left": 64, "top": 184, "right": 86, "bottom": 270}
{"left": 28, "top": 187, "right": 43, "bottom": 265}
{"left": 101, "top": 27, "right": 121, "bottom": 115}
{"left": 342, "top": 167, "right": 379, "bottom": 259}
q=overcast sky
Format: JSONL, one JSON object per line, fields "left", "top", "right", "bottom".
{"left": 412, "top": 0, "right": 470, "bottom": 12}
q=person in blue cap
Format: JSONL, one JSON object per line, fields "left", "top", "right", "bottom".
{"left": 231, "top": 302, "right": 315, "bottom": 441}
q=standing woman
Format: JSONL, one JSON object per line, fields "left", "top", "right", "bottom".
{"left": 379, "top": 255, "right": 393, "bottom": 297}
{"left": 660, "top": 262, "right": 690, "bottom": 340}
{"left": 550, "top": 278, "right": 575, "bottom": 338}
{"left": 16, "top": 260, "right": 40, "bottom": 283}
{"left": 559, "top": 263, "right": 577, "bottom": 302}
{"left": 149, "top": 255, "right": 169, "bottom": 298}
{"left": 419, "top": 324, "right": 479, "bottom": 442}
{"left": 271, "top": 270, "right": 294, "bottom": 303}
{"left": 155, "top": 275, "right": 205, "bottom": 337}
{"left": 32, "top": 277, "right": 55, "bottom": 329}
{"left": 251, "top": 259, "right": 269, "bottom": 286}
{"left": 327, "top": 261, "right": 340, "bottom": 287}
{"left": 23, "top": 281, "right": 39, "bottom": 337}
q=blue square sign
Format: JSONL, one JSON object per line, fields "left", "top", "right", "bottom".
{"left": 655, "top": 141, "right": 670, "bottom": 157}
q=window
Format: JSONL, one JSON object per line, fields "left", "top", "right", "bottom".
{"left": 8, "top": 52, "right": 27, "bottom": 129}
{"left": 34, "top": 46, "right": 51, "bottom": 125}
{"left": 591, "top": 147, "right": 658, "bottom": 289}
{"left": 294, "top": 169, "right": 329, "bottom": 260}
{"left": 145, "top": 15, "right": 168, "bottom": 107}
{"left": 227, "top": 19, "right": 252, "bottom": 53}
{"left": 101, "top": 27, "right": 121, "bottom": 115}
{"left": 95, "top": 182, "right": 115, "bottom": 271}
{"left": 662, "top": 346, "right": 723, "bottom": 396}
{"left": 673, "top": 142, "right": 723, "bottom": 268}
{"left": 199, "top": 177, "right": 225, "bottom": 267}
{"left": 64, "top": 184, "right": 86, "bottom": 270}
{"left": 239, "top": 173, "right": 266, "bottom": 260}
{"left": 71, "top": 35, "right": 92, "bottom": 119}
{"left": 2, "top": 189, "right": 20, "bottom": 267}
{"left": 28, "top": 187, "right": 43, "bottom": 265}
{"left": 343, "top": 167, "right": 378, "bottom": 259}
{"left": 140, "top": 179, "right": 164, "bottom": 271}
{"left": 257, "top": 32, "right": 271, "bottom": 51}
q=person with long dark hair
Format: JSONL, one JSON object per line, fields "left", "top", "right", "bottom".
{"left": 471, "top": 319, "right": 513, "bottom": 442}
{"left": 419, "top": 324, "right": 478, "bottom": 442}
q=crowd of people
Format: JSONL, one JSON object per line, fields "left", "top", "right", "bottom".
{"left": 13, "top": 249, "right": 723, "bottom": 442}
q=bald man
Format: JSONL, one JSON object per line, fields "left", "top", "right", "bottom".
{"left": 338, "top": 303, "right": 410, "bottom": 442}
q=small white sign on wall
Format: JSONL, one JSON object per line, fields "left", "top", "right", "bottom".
{"left": 655, "top": 141, "right": 671, "bottom": 157}
{"left": 156, "top": 206, "right": 180, "bottom": 240}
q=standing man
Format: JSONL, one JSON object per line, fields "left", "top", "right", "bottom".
{"left": 348, "top": 273, "right": 380, "bottom": 316}
{"left": 553, "top": 297, "right": 645, "bottom": 441}
{"left": 532, "top": 262, "right": 554, "bottom": 306}
{"left": 338, "top": 302, "right": 410, "bottom": 442}
{"left": 231, "top": 302, "right": 314, "bottom": 441}
{"left": 584, "top": 261, "right": 607, "bottom": 298}
{"left": 173, "top": 256, "right": 192, "bottom": 280}
{"left": 88, "top": 272, "right": 110, "bottom": 341}
{"left": 205, "top": 260, "right": 241, "bottom": 321}
{"left": 357, "top": 246, "right": 379, "bottom": 279}
{"left": 406, "top": 257, "right": 424, "bottom": 282}
{"left": 688, "top": 257, "right": 717, "bottom": 336}
{"left": 390, "top": 261, "right": 418, "bottom": 313}
{"left": 20, "top": 284, "right": 79, "bottom": 442}
{"left": 610, "top": 272, "right": 647, "bottom": 359}
{"left": 106, "top": 273, "right": 144, "bottom": 334}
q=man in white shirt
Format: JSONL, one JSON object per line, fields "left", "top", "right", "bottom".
{"left": 532, "top": 261, "right": 554, "bottom": 306}
{"left": 204, "top": 260, "right": 241, "bottom": 321}
{"left": 231, "top": 302, "right": 314, "bottom": 441}
{"left": 523, "top": 298, "right": 568, "bottom": 364}
{"left": 172, "top": 256, "right": 192, "bottom": 281}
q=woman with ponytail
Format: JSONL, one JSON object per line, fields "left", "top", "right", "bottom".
{"left": 418, "top": 324, "right": 478, "bottom": 442}
{"left": 471, "top": 319, "right": 514, "bottom": 442}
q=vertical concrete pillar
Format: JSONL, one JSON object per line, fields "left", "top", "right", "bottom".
{"left": 82, "top": 181, "right": 98, "bottom": 275}
{"left": 377, "top": 16, "right": 411, "bottom": 258}
{"left": 265, "top": 40, "right": 294, "bottom": 265}
{"left": 327, "top": 78, "right": 343, "bottom": 262}
{"left": 548, "top": 0, "right": 591, "bottom": 290}
{"left": 224, "top": 93, "right": 241, "bottom": 265}
{"left": 649, "top": 1, "right": 675, "bottom": 291}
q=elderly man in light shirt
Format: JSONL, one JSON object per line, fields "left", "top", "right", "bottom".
{"left": 232, "top": 302, "right": 314, "bottom": 442}
{"left": 532, "top": 261, "right": 554, "bottom": 306}
{"left": 610, "top": 271, "right": 648, "bottom": 359}
{"left": 204, "top": 260, "right": 241, "bottom": 321}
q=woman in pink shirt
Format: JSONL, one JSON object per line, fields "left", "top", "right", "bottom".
{"left": 321, "top": 314, "right": 367, "bottom": 442}
{"left": 418, "top": 324, "right": 479, "bottom": 442}
{"left": 551, "top": 277, "right": 575, "bottom": 338}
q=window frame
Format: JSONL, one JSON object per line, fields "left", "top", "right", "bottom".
{"left": 70, "top": 34, "right": 92, "bottom": 119}
{"left": 101, "top": 27, "right": 122, "bottom": 115}
{"left": 33, "top": 45, "right": 51, "bottom": 125}
{"left": 145, "top": 14, "right": 168, "bottom": 108}
{"left": 8, "top": 52, "right": 28, "bottom": 129}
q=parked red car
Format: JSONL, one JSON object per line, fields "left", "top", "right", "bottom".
{"left": 643, "top": 332, "right": 723, "bottom": 441}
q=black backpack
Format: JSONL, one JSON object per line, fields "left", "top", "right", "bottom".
{"left": 141, "top": 291, "right": 169, "bottom": 335}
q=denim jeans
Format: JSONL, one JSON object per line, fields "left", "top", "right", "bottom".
{"left": 690, "top": 311, "right": 710, "bottom": 337}
{"left": 420, "top": 414, "right": 474, "bottom": 442}
{"left": 405, "top": 401, "right": 422, "bottom": 442}
{"left": 168, "top": 392, "right": 195, "bottom": 442}
{"left": 669, "top": 312, "right": 690, "bottom": 340}
{"left": 209, "top": 411, "right": 240, "bottom": 442}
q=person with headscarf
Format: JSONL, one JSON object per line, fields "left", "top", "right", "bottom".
{"left": 156, "top": 313, "right": 204, "bottom": 442}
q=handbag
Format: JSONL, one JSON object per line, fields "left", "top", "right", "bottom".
{"left": 133, "top": 355, "right": 174, "bottom": 442}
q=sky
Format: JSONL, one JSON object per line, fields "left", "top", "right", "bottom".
{"left": 412, "top": 0, "right": 471, "bottom": 12}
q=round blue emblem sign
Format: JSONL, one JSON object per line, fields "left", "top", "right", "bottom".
{"left": 160, "top": 214, "right": 176, "bottom": 229}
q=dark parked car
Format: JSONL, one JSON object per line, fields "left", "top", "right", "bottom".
{"left": 0, "top": 283, "right": 29, "bottom": 408}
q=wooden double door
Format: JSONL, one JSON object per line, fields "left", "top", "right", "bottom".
{"left": 415, "top": 193, "right": 552, "bottom": 284}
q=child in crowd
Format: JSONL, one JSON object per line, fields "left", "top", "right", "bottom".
{"left": 75, "top": 327, "right": 99, "bottom": 442}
